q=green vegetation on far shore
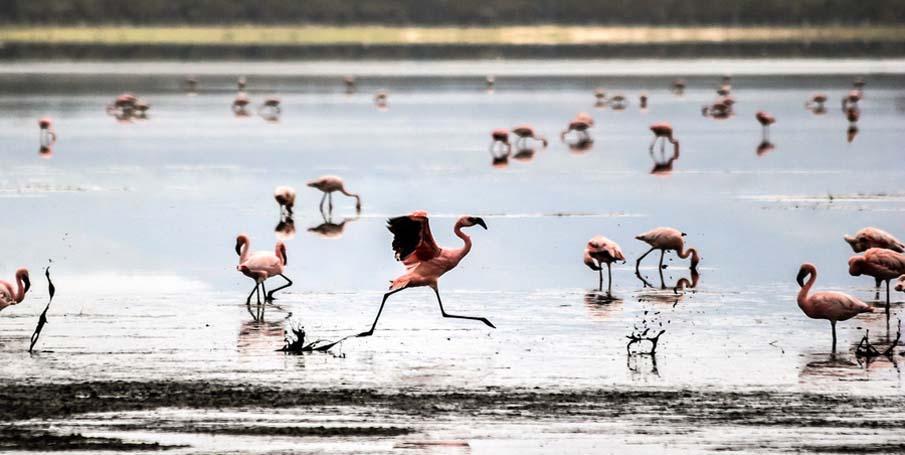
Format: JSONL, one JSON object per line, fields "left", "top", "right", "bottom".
{"left": 2, "top": 25, "right": 904, "bottom": 47}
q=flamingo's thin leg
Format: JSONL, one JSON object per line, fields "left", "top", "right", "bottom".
{"left": 635, "top": 247, "right": 655, "bottom": 275}
{"left": 266, "top": 274, "right": 293, "bottom": 301}
{"left": 432, "top": 286, "right": 495, "bottom": 328}
{"left": 358, "top": 286, "right": 408, "bottom": 337}
{"left": 319, "top": 193, "right": 327, "bottom": 214}
{"left": 260, "top": 280, "right": 269, "bottom": 304}
{"left": 246, "top": 283, "right": 259, "bottom": 307}
{"left": 649, "top": 136, "right": 658, "bottom": 155}
{"left": 328, "top": 193, "right": 333, "bottom": 213}
{"left": 607, "top": 262, "right": 613, "bottom": 295}
{"left": 598, "top": 265, "right": 603, "bottom": 292}
{"left": 831, "top": 320, "right": 837, "bottom": 353}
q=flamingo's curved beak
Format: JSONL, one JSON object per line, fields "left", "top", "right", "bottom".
{"left": 22, "top": 274, "right": 30, "bottom": 293}
{"left": 473, "top": 217, "right": 487, "bottom": 230}
{"left": 235, "top": 241, "right": 242, "bottom": 256}
{"left": 796, "top": 268, "right": 808, "bottom": 287}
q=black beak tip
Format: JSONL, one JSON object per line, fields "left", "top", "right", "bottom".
{"left": 475, "top": 218, "right": 488, "bottom": 229}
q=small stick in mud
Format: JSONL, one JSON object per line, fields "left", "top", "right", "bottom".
{"left": 855, "top": 319, "right": 901, "bottom": 359}
{"left": 28, "top": 267, "right": 56, "bottom": 354}
{"left": 278, "top": 321, "right": 350, "bottom": 354}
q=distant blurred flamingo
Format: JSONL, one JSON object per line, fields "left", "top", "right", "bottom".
{"left": 584, "top": 236, "right": 625, "bottom": 293}
{"left": 649, "top": 122, "right": 678, "bottom": 154}
{"left": 561, "top": 113, "right": 593, "bottom": 142}
{"left": 594, "top": 88, "right": 607, "bottom": 107}
{"left": 232, "top": 92, "right": 251, "bottom": 116}
{"left": 797, "top": 263, "right": 873, "bottom": 353}
{"left": 258, "top": 97, "right": 281, "bottom": 117}
{"left": 805, "top": 93, "right": 827, "bottom": 113}
{"left": 639, "top": 93, "right": 648, "bottom": 110}
{"left": 849, "top": 248, "right": 905, "bottom": 312}
{"left": 608, "top": 94, "right": 627, "bottom": 110}
{"left": 374, "top": 90, "right": 389, "bottom": 109}
{"left": 274, "top": 186, "right": 296, "bottom": 217}
{"left": 756, "top": 111, "right": 775, "bottom": 140}
{"left": 357, "top": 211, "right": 494, "bottom": 337}
{"left": 485, "top": 75, "right": 495, "bottom": 91}
{"left": 490, "top": 128, "right": 511, "bottom": 156}
{"left": 237, "top": 76, "right": 247, "bottom": 92}
{"left": 511, "top": 124, "right": 548, "bottom": 148}
{"left": 235, "top": 234, "right": 292, "bottom": 304}
{"left": 0, "top": 268, "right": 30, "bottom": 312}
{"left": 343, "top": 75, "right": 357, "bottom": 94}
{"left": 842, "top": 90, "right": 862, "bottom": 111}
{"left": 184, "top": 76, "right": 198, "bottom": 94}
{"left": 307, "top": 175, "right": 361, "bottom": 213}
{"left": 670, "top": 79, "right": 685, "bottom": 95}
{"left": 38, "top": 117, "right": 57, "bottom": 148}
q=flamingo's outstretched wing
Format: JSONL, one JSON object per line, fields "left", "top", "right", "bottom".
{"left": 388, "top": 215, "right": 441, "bottom": 265}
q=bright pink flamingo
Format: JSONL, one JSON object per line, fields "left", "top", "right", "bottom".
{"left": 584, "top": 236, "right": 625, "bottom": 293}
{"left": 357, "top": 211, "right": 494, "bottom": 337}
{"left": 511, "top": 124, "right": 548, "bottom": 148}
{"left": 38, "top": 117, "right": 57, "bottom": 148}
{"left": 635, "top": 227, "right": 700, "bottom": 275}
{"left": 0, "top": 268, "right": 30, "bottom": 312}
{"left": 797, "top": 263, "right": 873, "bottom": 353}
{"left": 235, "top": 234, "right": 292, "bottom": 305}
{"left": 274, "top": 186, "right": 296, "bottom": 217}
{"left": 307, "top": 175, "right": 361, "bottom": 214}
{"left": 232, "top": 92, "right": 251, "bottom": 116}
{"left": 649, "top": 122, "right": 679, "bottom": 153}
{"left": 490, "top": 128, "right": 511, "bottom": 155}
{"left": 844, "top": 227, "right": 904, "bottom": 254}
{"left": 756, "top": 111, "right": 775, "bottom": 140}
{"left": 849, "top": 248, "right": 905, "bottom": 311}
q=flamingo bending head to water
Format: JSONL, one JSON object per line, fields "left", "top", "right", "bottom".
{"left": 635, "top": 227, "right": 700, "bottom": 280}
{"left": 307, "top": 175, "right": 361, "bottom": 214}
{"left": 357, "top": 211, "right": 494, "bottom": 337}
{"left": 755, "top": 111, "right": 775, "bottom": 140}
{"left": 0, "top": 268, "right": 30, "bottom": 312}
{"left": 797, "top": 263, "right": 873, "bottom": 353}
{"left": 274, "top": 186, "right": 296, "bottom": 217}
{"left": 235, "top": 234, "right": 293, "bottom": 305}
{"left": 584, "top": 236, "right": 625, "bottom": 294}
{"left": 848, "top": 248, "right": 905, "bottom": 312}
{"left": 511, "top": 124, "right": 548, "bottom": 148}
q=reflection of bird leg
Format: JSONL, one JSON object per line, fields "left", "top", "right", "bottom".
{"left": 319, "top": 193, "right": 327, "bottom": 214}
{"left": 266, "top": 274, "right": 293, "bottom": 301}
{"left": 648, "top": 136, "right": 658, "bottom": 153}
{"left": 433, "top": 286, "right": 495, "bottom": 328}
{"left": 328, "top": 193, "right": 334, "bottom": 212}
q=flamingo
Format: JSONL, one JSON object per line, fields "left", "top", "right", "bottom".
{"left": 343, "top": 75, "right": 357, "bottom": 94}
{"left": 357, "top": 211, "right": 494, "bottom": 337}
{"left": 511, "top": 124, "right": 548, "bottom": 148}
{"left": 235, "top": 234, "right": 292, "bottom": 305}
{"left": 133, "top": 99, "right": 150, "bottom": 119}
{"left": 635, "top": 227, "right": 700, "bottom": 278}
{"left": 756, "top": 111, "right": 775, "bottom": 140}
{"left": 374, "top": 90, "right": 389, "bottom": 109}
{"left": 307, "top": 175, "right": 361, "bottom": 214}
{"left": 639, "top": 93, "right": 648, "bottom": 110}
{"left": 237, "top": 76, "right": 247, "bottom": 92}
{"left": 716, "top": 84, "right": 731, "bottom": 96}
{"left": 184, "top": 76, "right": 198, "bottom": 94}
{"left": 38, "top": 117, "right": 57, "bottom": 148}
{"left": 584, "top": 236, "right": 625, "bottom": 294}
{"left": 561, "top": 113, "right": 593, "bottom": 142}
{"left": 258, "top": 97, "right": 281, "bottom": 116}
{"left": 805, "top": 93, "right": 827, "bottom": 111}
{"left": 842, "top": 90, "right": 862, "bottom": 111}
{"left": 274, "top": 186, "right": 296, "bottom": 217}
{"left": 232, "top": 92, "right": 251, "bottom": 116}
{"left": 848, "top": 248, "right": 905, "bottom": 311}
{"left": 0, "top": 268, "right": 30, "bottom": 312}
{"left": 796, "top": 263, "right": 873, "bottom": 353}
{"left": 107, "top": 93, "right": 137, "bottom": 118}
{"left": 649, "top": 122, "right": 679, "bottom": 154}
{"left": 485, "top": 75, "right": 495, "bottom": 91}
{"left": 670, "top": 79, "right": 685, "bottom": 95}
{"left": 844, "top": 227, "right": 904, "bottom": 254}
{"left": 593, "top": 88, "right": 607, "bottom": 107}
{"left": 845, "top": 106, "right": 860, "bottom": 124}
{"left": 490, "top": 128, "right": 511, "bottom": 156}
{"left": 608, "top": 94, "right": 628, "bottom": 110}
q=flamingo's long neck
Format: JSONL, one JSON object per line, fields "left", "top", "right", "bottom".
{"left": 677, "top": 246, "right": 697, "bottom": 262}
{"left": 15, "top": 275, "right": 25, "bottom": 303}
{"left": 239, "top": 239, "right": 250, "bottom": 263}
{"left": 798, "top": 269, "right": 817, "bottom": 315}
{"left": 339, "top": 186, "right": 361, "bottom": 207}
{"left": 275, "top": 243, "right": 287, "bottom": 265}
{"left": 451, "top": 222, "right": 472, "bottom": 263}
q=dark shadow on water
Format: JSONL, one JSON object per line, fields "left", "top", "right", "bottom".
{"left": 275, "top": 215, "right": 296, "bottom": 241}
{"left": 567, "top": 138, "right": 594, "bottom": 155}
{"left": 512, "top": 147, "right": 537, "bottom": 163}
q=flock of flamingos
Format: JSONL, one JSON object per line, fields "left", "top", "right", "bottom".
{"left": 4, "top": 74, "right": 901, "bottom": 355}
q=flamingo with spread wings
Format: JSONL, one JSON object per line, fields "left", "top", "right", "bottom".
{"left": 357, "top": 211, "right": 495, "bottom": 337}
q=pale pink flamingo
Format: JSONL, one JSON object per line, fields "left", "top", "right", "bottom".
{"left": 756, "top": 111, "right": 775, "bottom": 140}
{"left": 702, "top": 96, "right": 734, "bottom": 119}
{"left": 635, "top": 227, "right": 700, "bottom": 277}
{"left": 374, "top": 90, "right": 389, "bottom": 109}
{"left": 357, "top": 211, "right": 494, "bottom": 337}
{"left": 307, "top": 175, "right": 361, "bottom": 213}
{"left": 848, "top": 248, "right": 905, "bottom": 311}
{"left": 796, "top": 263, "right": 873, "bottom": 353}
{"left": 235, "top": 234, "right": 292, "bottom": 305}
{"left": 107, "top": 93, "right": 137, "bottom": 119}
{"left": 232, "top": 92, "right": 251, "bottom": 116}
{"left": 511, "top": 124, "right": 548, "bottom": 148}
{"left": 670, "top": 79, "right": 685, "bottom": 95}
{"left": 0, "top": 268, "right": 30, "bottom": 312}
{"left": 844, "top": 227, "right": 904, "bottom": 254}
{"left": 649, "top": 122, "right": 679, "bottom": 154}
{"left": 608, "top": 94, "right": 627, "bottom": 110}
{"left": 343, "top": 75, "right": 357, "bottom": 93}
{"left": 38, "top": 117, "right": 57, "bottom": 148}
{"left": 490, "top": 128, "right": 511, "bottom": 156}
{"left": 805, "top": 93, "right": 827, "bottom": 112}
{"left": 274, "top": 185, "right": 296, "bottom": 217}
{"left": 258, "top": 97, "right": 281, "bottom": 116}
{"left": 594, "top": 88, "right": 607, "bottom": 107}
{"left": 584, "top": 236, "right": 625, "bottom": 293}
{"left": 561, "top": 113, "right": 593, "bottom": 141}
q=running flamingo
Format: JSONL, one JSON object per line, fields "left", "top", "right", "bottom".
{"left": 848, "top": 248, "right": 905, "bottom": 311}
{"left": 584, "top": 236, "right": 625, "bottom": 293}
{"left": 274, "top": 186, "right": 296, "bottom": 217}
{"left": 635, "top": 227, "right": 700, "bottom": 275}
{"left": 511, "top": 124, "right": 548, "bottom": 148}
{"left": 357, "top": 211, "right": 494, "bottom": 337}
{"left": 796, "top": 263, "right": 873, "bottom": 353}
{"left": 649, "top": 122, "right": 679, "bottom": 153}
{"left": 307, "top": 175, "right": 361, "bottom": 213}
{"left": 0, "top": 268, "right": 30, "bottom": 312}
{"left": 235, "top": 234, "right": 292, "bottom": 304}
{"left": 756, "top": 111, "right": 775, "bottom": 140}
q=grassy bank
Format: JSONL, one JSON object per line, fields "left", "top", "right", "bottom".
{"left": 2, "top": 25, "right": 904, "bottom": 46}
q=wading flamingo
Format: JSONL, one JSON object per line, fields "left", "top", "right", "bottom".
{"left": 848, "top": 248, "right": 905, "bottom": 312}
{"left": 649, "top": 122, "right": 679, "bottom": 154}
{"left": 561, "top": 113, "right": 593, "bottom": 141}
{"left": 584, "top": 236, "right": 625, "bottom": 294}
{"left": 797, "top": 263, "right": 873, "bottom": 353}
{"left": 357, "top": 211, "right": 495, "bottom": 337}
{"left": 485, "top": 75, "right": 495, "bottom": 91}
{"left": 274, "top": 186, "right": 296, "bottom": 217}
{"left": 639, "top": 93, "right": 648, "bottom": 110}
{"left": 0, "top": 268, "right": 30, "bottom": 312}
{"left": 842, "top": 90, "right": 862, "bottom": 111}
{"left": 594, "top": 88, "right": 607, "bottom": 107}
{"left": 608, "top": 94, "right": 627, "bottom": 110}
{"left": 307, "top": 175, "right": 361, "bottom": 214}
{"left": 184, "top": 76, "right": 198, "bottom": 94}
{"left": 39, "top": 117, "right": 57, "bottom": 148}
{"left": 238, "top": 76, "right": 247, "bottom": 92}
{"left": 670, "top": 79, "right": 685, "bottom": 95}
{"left": 343, "top": 76, "right": 356, "bottom": 94}
{"left": 374, "top": 90, "right": 389, "bottom": 109}
{"left": 235, "top": 234, "right": 292, "bottom": 305}
{"left": 511, "top": 124, "right": 548, "bottom": 148}
{"left": 258, "top": 97, "right": 281, "bottom": 116}
{"left": 844, "top": 227, "right": 904, "bottom": 254}
{"left": 232, "top": 93, "right": 251, "bottom": 116}
{"left": 756, "top": 111, "right": 775, "bottom": 140}
{"left": 635, "top": 227, "right": 700, "bottom": 277}
{"left": 805, "top": 93, "right": 827, "bottom": 112}
{"left": 490, "top": 128, "right": 511, "bottom": 156}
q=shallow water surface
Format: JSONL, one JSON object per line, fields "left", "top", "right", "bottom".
{"left": 0, "top": 60, "right": 904, "bottom": 453}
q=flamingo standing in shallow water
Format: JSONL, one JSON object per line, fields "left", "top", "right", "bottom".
{"left": 756, "top": 111, "right": 775, "bottom": 140}
{"left": 307, "top": 175, "right": 361, "bottom": 214}
{"left": 806, "top": 93, "right": 827, "bottom": 113}
{"left": 357, "top": 211, "right": 495, "bottom": 337}
{"left": 649, "top": 123, "right": 679, "bottom": 154}
{"left": 584, "top": 236, "right": 625, "bottom": 294}
{"left": 0, "top": 268, "right": 30, "bottom": 312}
{"left": 39, "top": 117, "right": 57, "bottom": 150}
{"left": 670, "top": 79, "right": 685, "bottom": 95}
{"left": 848, "top": 248, "right": 905, "bottom": 312}
{"left": 561, "top": 113, "right": 594, "bottom": 142}
{"left": 232, "top": 93, "right": 251, "bottom": 116}
{"left": 635, "top": 227, "right": 700, "bottom": 277}
{"left": 343, "top": 76, "right": 357, "bottom": 94}
{"left": 274, "top": 186, "right": 296, "bottom": 217}
{"left": 490, "top": 128, "right": 511, "bottom": 156}
{"left": 796, "top": 263, "right": 873, "bottom": 353}
{"left": 374, "top": 90, "right": 389, "bottom": 109}
{"left": 235, "top": 234, "right": 292, "bottom": 305}
{"left": 511, "top": 124, "right": 548, "bottom": 148}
